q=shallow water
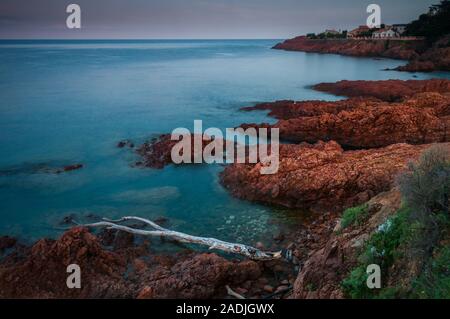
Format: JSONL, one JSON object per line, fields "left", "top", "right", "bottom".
{"left": 0, "top": 39, "right": 449, "bottom": 245}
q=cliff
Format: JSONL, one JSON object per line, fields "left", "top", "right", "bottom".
{"left": 273, "top": 36, "right": 424, "bottom": 60}
{"left": 273, "top": 35, "right": 450, "bottom": 72}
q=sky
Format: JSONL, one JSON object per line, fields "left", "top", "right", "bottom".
{"left": 0, "top": 0, "right": 438, "bottom": 39}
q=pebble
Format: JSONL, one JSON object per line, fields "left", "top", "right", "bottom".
{"left": 263, "top": 285, "right": 274, "bottom": 293}
{"left": 276, "top": 285, "right": 289, "bottom": 293}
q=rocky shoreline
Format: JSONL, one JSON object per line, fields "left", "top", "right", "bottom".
{"left": 238, "top": 80, "right": 450, "bottom": 149}
{"left": 1, "top": 79, "right": 449, "bottom": 299}
{"left": 273, "top": 36, "right": 450, "bottom": 72}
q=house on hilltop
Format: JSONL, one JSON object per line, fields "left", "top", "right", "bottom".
{"left": 372, "top": 27, "right": 399, "bottom": 39}
{"left": 347, "top": 25, "right": 370, "bottom": 38}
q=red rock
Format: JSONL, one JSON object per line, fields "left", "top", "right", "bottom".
{"left": 241, "top": 97, "right": 382, "bottom": 119}
{"left": 133, "top": 258, "right": 148, "bottom": 273}
{"left": 0, "top": 228, "right": 263, "bottom": 299}
{"left": 272, "top": 35, "right": 450, "bottom": 72}
{"left": 396, "top": 35, "right": 450, "bottom": 72}
{"left": 273, "top": 37, "right": 423, "bottom": 61}
{"left": 292, "top": 189, "right": 402, "bottom": 299}
{"left": 274, "top": 104, "right": 448, "bottom": 148}
{"left": 235, "top": 287, "right": 248, "bottom": 295}
{"left": 56, "top": 164, "right": 83, "bottom": 174}
{"left": 276, "top": 285, "right": 290, "bottom": 292}
{"left": 220, "top": 141, "right": 449, "bottom": 210}
{"left": 241, "top": 88, "right": 450, "bottom": 148}
{"left": 263, "top": 285, "right": 274, "bottom": 293}
{"left": 313, "top": 79, "right": 450, "bottom": 102}
{"left": 136, "top": 253, "right": 261, "bottom": 299}
{"left": 135, "top": 134, "right": 178, "bottom": 169}
{"left": 0, "top": 227, "right": 130, "bottom": 298}
{"left": 135, "top": 134, "right": 227, "bottom": 169}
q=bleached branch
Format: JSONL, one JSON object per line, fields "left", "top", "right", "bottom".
{"left": 84, "top": 216, "right": 284, "bottom": 261}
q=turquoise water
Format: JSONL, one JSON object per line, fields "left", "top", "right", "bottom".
{"left": 0, "top": 39, "right": 449, "bottom": 245}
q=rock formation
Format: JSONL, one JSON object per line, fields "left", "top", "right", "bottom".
{"left": 273, "top": 35, "right": 450, "bottom": 72}
{"left": 220, "top": 141, "right": 448, "bottom": 210}
{"left": 313, "top": 79, "right": 450, "bottom": 101}
{"left": 291, "top": 188, "right": 402, "bottom": 298}
{"left": 240, "top": 85, "right": 450, "bottom": 148}
{"left": 273, "top": 37, "right": 423, "bottom": 60}
{"left": 0, "top": 227, "right": 275, "bottom": 299}
{"left": 396, "top": 35, "right": 450, "bottom": 72}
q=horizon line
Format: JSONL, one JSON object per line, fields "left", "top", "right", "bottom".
{"left": 0, "top": 37, "right": 285, "bottom": 41}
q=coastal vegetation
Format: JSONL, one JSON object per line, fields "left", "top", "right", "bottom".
{"left": 340, "top": 204, "right": 369, "bottom": 229}
{"left": 274, "top": 1, "right": 450, "bottom": 72}
{"left": 342, "top": 146, "right": 450, "bottom": 299}
{"left": 405, "top": 0, "right": 450, "bottom": 43}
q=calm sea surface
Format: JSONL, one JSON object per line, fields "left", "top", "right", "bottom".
{"left": 1, "top": 39, "right": 449, "bottom": 245}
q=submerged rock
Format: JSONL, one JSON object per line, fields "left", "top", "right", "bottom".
{"left": 57, "top": 164, "right": 83, "bottom": 173}
{"left": 0, "top": 236, "right": 16, "bottom": 254}
{"left": 117, "top": 139, "right": 135, "bottom": 149}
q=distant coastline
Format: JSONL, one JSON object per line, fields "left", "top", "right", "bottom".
{"left": 273, "top": 35, "right": 450, "bottom": 72}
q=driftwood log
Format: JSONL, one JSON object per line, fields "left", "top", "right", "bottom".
{"left": 84, "top": 216, "right": 285, "bottom": 261}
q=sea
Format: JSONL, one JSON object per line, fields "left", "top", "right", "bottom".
{"left": 0, "top": 39, "right": 449, "bottom": 247}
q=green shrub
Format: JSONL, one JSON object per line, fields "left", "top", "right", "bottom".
{"left": 412, "top": 246, "right": 450, "bottom": 299}
{"left": 341, "top": 265, "right": 370, "bottom": 299}
{"left": 397, "top": 145, "right": 450, "bottom": 215}
{"left": 341, "top": 204, "right": 369, "bottom": 229}
{"left": 342, "top": 146, "right": 450, "bottom": 299}
{"left": 342, "top": 207, "right": 413, "bottom": 298}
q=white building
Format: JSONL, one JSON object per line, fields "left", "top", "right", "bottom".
{"left": 372, "top": 28, "right": 398, "bottom": 39}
